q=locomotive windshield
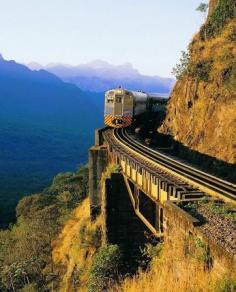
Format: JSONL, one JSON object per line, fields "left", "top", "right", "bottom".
{"left": 106, "top": 91, "right": 114, "bottom": 103}
{"left": 106, "top": 97, "right": 114, "bottom": 103}
{"left": 115, "top": 95, "right": 122, "bottom": 103}
{"left": 105, "top": 92, "right": 115, "bottom": 115}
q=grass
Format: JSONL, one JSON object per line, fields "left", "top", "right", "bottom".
{"left": 88, "top": 244, "right": 121, "bottom": 292}
{"left": 204, "top": 200, "right": 236, "bottom": 223}
{"left": 51, "top": 198, "right": 102, "bottom": 291}
{"left": 178, "top": 198, "right": 236, "bottom": 224}
{"left": 111, "top": 226, "right": 236, "bottom": 292}
{"left": 159, "top": 10, "right": 236, "bottom": 166}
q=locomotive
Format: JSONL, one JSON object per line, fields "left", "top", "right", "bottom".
{"left": 104, "top": 88, "right": 169, "bottom": 128}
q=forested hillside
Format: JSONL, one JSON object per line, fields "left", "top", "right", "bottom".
{"left": 0, "top": 166, "right": 89, "bottom": 291}
{"left": 0, "top": 55, "right": 103, "bottom": 227}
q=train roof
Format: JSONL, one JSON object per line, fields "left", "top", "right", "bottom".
{"left": 148, "top": 92, "right": 170, "bottom": 99}
{"left": 106, "top": 88, "right": 170, "bottom": 100}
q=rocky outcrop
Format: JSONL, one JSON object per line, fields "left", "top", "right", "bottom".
{"left": 159, "top": 0, "right": 236, "bottom": 164}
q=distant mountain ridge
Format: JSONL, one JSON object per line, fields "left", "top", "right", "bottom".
{"left": 1, "top": 57, "right": 63, "bottom": 87}
{"left": 27, "top": 60, "right": 175, "bottom": 93}
{"left": 0, "top": 55, "right": 102, "bottom": 129}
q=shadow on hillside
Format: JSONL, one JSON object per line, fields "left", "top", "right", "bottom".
{"left": 168, "top": 139, "right": 236, "bottom": 184}
{"left": 131, "top": 111, "right": 236, "bottom": 184}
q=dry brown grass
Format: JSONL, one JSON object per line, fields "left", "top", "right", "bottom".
{"left": 112, "top": 230, "right": 236, "bottom": 292}
{"left": 51, "top": 164, "right": 120, "bottom": 291}
{"left": 52, "top": 197, "right": 102, "bottom": 292}
{"left": 159, "top": 14, "right": 236, "bottom": 164}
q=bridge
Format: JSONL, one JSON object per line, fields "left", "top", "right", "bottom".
{"left": 89, "top": 126, "right": 236, "bottom": 271}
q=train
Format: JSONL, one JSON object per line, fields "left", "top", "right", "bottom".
{"left": 104, "top": 88, "right": 169, "bottom": 128}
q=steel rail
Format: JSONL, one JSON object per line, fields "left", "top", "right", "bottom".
{"left": 113, "top": 128, "right": 236, "bottom": 202}
{"left": 123, "top": 129, "right": 235, "bottom": 188}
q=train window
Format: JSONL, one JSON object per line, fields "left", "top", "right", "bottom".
{"left": 107, "top": 97, "right": 113, "bottom": 103}
{"left": 115, "top": 96, "right": 122, "bottom": 103}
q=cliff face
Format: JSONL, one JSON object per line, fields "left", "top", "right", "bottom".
{"left": 159, "top": 0, "right": 236, "bottom": 164}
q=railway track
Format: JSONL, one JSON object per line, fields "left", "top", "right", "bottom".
{"left": 114, "top": 128, "right": 236, "bottom": 203}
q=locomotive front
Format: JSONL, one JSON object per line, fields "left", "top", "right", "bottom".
{"left": 104, "top": 88, "right": 134, "bottom": 128}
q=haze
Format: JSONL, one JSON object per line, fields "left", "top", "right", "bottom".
{"left": 0, "top": 0, "right": 205, "bottom": 77}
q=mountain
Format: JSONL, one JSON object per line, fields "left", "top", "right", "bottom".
{"left": 159, "top": 0, "right": 236, "bottom": 164}
{"left": 26, "top": 61, "right": 43, "bottom": 70}
{"left": 27, "top": 60, "right": 175, "bottom": 93}
{"left": 0, "top": 55, "right": 103, "bottom": 227}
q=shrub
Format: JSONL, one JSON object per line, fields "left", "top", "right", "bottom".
{"left": 191, "top": 59, "right": 213, "bottom": 81}
{"left": 212, "top": 277, "right": 236, "bottom": 292}
{"left": 224, "top": 63, "right": 236, "bottom": 91}
{"left": 172, "top": 51, "right": 191, "bottom": 80}
{"left": 206, "top": 201, "right": 236, "bottom": 223}
{"left": 20, "top": 283, "right": 38, "bottom": 292}
{"left": 186, "top": 235, "right": 213, "bottom": 270}
{"left": 79, "top": 222, "right": 102, "bottom": 249}
{"left": 172, "top": 50, "right": 212, "bottom": 81}
{"left": 142, "top": 243, "right": 163, "bottom": 260}
{"left": 202, "top": 0, "right": 236, "bottom": 39}
{"left": 228, "top": 27, "right": 236, "bottom": 41}
{"left": 0, "top": 165, "right": 89, "bottom": 291}
{"left": 88, "top": 245, "right": 121, "bottom": 292}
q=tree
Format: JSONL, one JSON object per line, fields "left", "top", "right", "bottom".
{"left": 172, "top": 51, "right": 191, "bottom": 80}
{"left": 196, "top": 3, "right": 208, "bottom": 14}
{"left": 196, "top": 2, "right": 209, "bottom": 40}
{"left": 0, "top": 165, "right": 89, "bottom": 291}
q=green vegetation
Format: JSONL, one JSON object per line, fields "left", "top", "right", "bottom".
{"left": 79, "top": 221, "right": 102, "bottom": 249}
{"left": 205, "top": 200, "right": 236, "bottom": 223}
{"left": 179, "top": 198, "right": 236, "bottom": 224}
{"left": 113, "top": 228, "right": 235, "bottom": 292}
{"left": 172, "top": 50, "right": 213, "bottom": 81}
{"left": 196, "top": 2, "right": 208, "bottom": 14}
{"left": 141, "top": 242, "right": 163, "bottom": 262}
{"left": 196, "top": 2, "right": 209, "bottom": 40}
{"left": 162, "top": 0, "right": 236, "bottom": 165}
{"left": 202, "top": 0, "right": 236, "bottom": 39}
{"left": 191, "top": 59, "right": 213, "bottom": 81}
{"left": 212, "top": 277, "right": 236, "bottom": 292}
{"left": 173, "top": 0, "right": 236, "bottom": 82}
{"left": 224, "top": 61, "right": 236, "bottom": 91}
{"left": 186, "top": 235, "right": 213, "bottom": 270}
{"left": 0, "top": 166, "right": 88, "bottom": 291}
{"left": 88, "top": 245, "right": 122, "bottom": 292}
{"left": 0, "top": 121, "right": 93, "bottom": 228}
{"left": 172, "top": 51, "right": 191, "bottom": 80}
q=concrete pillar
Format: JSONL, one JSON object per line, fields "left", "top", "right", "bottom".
{"left": 102, "top": 173, "right": 154, "bottom": 273}
{"left": 156, "top": 204, "right": 160, "bottom": 232}
{"left": 95, "top": 128, "right": 106, "bottom": 146}
{"left": 89, "top": 145, "right": 108, "bottom": 220}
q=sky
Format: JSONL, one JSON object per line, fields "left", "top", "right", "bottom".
{"left": 0, "top": 0, "right": 207, "bottom": 77}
